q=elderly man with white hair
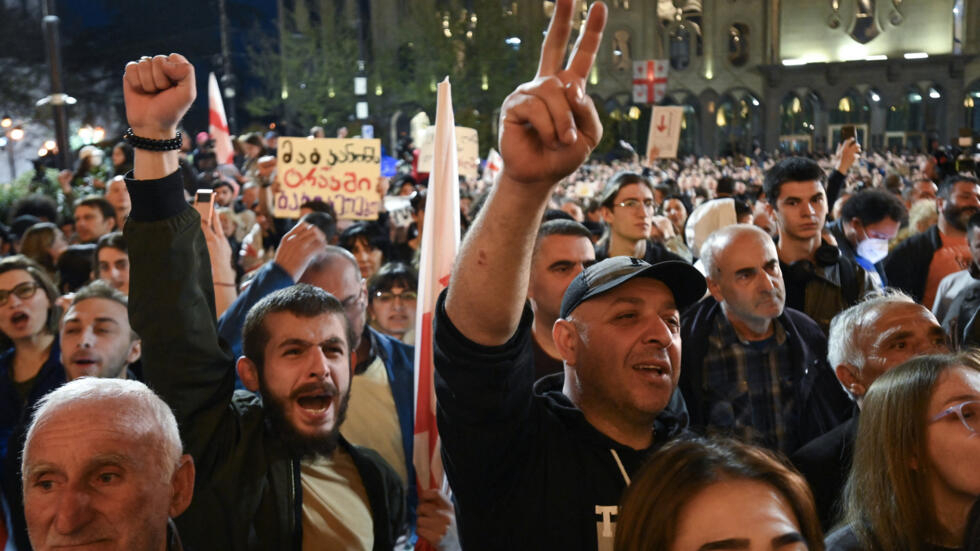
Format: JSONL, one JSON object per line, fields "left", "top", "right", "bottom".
{"left": 792, "top": 289, "right": 949, "bottom": 529}
{"left": 679, "top": 224, "right": 850, "bottom": 454}
{"left": 21, "top": 377, "right": 195, "bottom": 551}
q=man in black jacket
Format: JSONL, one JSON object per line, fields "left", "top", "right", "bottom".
{"left": 884, "top": 175, "right": 980, "bottom": 306}
{"left": 680, "top": 224, "right": 850, "bottom": 455}
{"left": 825, "top": 189, "right": 906, "bottom": 286}
{"left": 434, "top": 2, "right": 705, "bottom": 549}
{"left": 122, "top": 53, "right": 403, "bottom": 550}
{"left": 792, "top": 290, "right": 948, "bottom": 529}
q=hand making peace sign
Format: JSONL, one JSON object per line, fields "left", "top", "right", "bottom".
{"left": 498, "top": 0, "right": 607, "bottom": 190}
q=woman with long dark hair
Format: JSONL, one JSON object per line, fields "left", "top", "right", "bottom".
{"left": 827, "top": 352, "right": 980, "bottom": 551}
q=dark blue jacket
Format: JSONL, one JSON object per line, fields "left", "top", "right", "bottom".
{"left": 0, "top": 338, "right": 64, "bottom": 551}
{"left": 680, "top": 297, "right": 852, "bottom": 452}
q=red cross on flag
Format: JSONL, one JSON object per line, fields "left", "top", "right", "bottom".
{"left": 632, "top": 60, "right": 669, "bottom": 105}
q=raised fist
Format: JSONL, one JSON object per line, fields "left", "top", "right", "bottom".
{"left": 123, "top": 53, "right": 196, "bottom": 140}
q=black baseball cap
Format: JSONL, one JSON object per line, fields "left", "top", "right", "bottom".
{"left": 560, "top": 257, "right": 706, "bottom": 319}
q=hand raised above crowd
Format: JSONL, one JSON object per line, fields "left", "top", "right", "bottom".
{"left": 497, "top": 0, "right": 606, "bottom": 191}
{"left": 123, "top": 53, "right": 195, "bottom": 180}
{"left": 274, "top": 221, "right": 327, "bottom": 282}
{"left": 123, "top": 53, "right": 196, "bottom": 139}
{"left": 836, "top": 137, "right": 861, "bottom": 174}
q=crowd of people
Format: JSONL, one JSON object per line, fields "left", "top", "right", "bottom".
{"left": 0, "top": 1, "right": 979, "bottom": 550}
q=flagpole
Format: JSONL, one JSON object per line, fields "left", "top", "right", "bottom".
{"left": 412, "top": 77, "right": 461, "bottom": 550}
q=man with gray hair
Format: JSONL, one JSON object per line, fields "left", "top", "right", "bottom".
{"left": 792, "top": 289, "right": 948, "bottom": 528}
{"left": 21, "top": 377, "right": 195, "bottom": 551}
{"left": 680, "top": 224, "right": 849, "bottom": 454}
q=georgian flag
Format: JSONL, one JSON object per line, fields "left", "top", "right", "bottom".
{"left": 208, "top": 72, "right": 234, "bottom": 165}
{"left": 412, "top": 77, "right": 460, "bottom": 550}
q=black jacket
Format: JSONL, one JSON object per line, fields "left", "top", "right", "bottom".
{"left": 679, "top": 297, "right": 852, "bottom": 453}
{"left": 126, "top": 171, "right": 404, "bottom": 550}
{"left": 791, "top": 415, "right": 859, "bottom": 530}
{"left": 434, "top": 295, "right": 687, "bottom": 550}
{"left": 882, "top": 225, "right": 942, "bottom": 304}
{"left": 827, "top": 219, "right": 887, "bottom": 286}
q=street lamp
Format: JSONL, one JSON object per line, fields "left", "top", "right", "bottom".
{"left": 354, "top": 61, "right": 368, "bottom": 121}
{"left": 6, "top": 125, "right": 25, "bottom": 181}
{"left": 78, "top": 125, "right": 93, "bottom": 144}
{"left": 0, "top": 115, "right": 10, "bottom": 129}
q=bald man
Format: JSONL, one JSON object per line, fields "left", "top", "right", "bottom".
{"left": 680, "top": 225, "right": 850, "bottom": 454}
{"left": 22, "top": 377, "right": 194, "bottom": 551}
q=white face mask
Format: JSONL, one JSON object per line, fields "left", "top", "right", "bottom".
{"left": 857, "top": 237, "right": 890, "bottom": 264}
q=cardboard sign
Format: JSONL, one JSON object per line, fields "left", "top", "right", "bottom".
{"left": 646, "top": 106, "right": 684, "bottom": 159}
{"left": 418, "top": 126, "right": 479, "bottom": 180}
{"left": 274, "top": 137, "right": 381, "bottom": 220}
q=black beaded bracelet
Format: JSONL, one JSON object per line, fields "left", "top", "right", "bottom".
{"left": 124, "top": 128, "right": 182, "bottom": 151}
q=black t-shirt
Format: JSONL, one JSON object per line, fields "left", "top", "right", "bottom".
{"left": 531, "top": 332, "right": 564, "bottom": 381}
{"left": 779, "top": 260, "right": 810, "bottom": 312}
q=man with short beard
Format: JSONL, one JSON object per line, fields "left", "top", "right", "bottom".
{"left": 680, "top": 225, "right": 849, "bottom": 454}
{"left": 884, "top": 175, "right": 980, "bottom": 305}
{"left": 122, "top": 53, "right": 404, "bottom": 550}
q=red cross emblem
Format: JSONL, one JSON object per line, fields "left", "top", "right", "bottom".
{"left": 632, "top": 60, "right": 668, "bottom": 105}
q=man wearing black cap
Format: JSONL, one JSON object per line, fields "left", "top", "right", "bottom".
{"left": 433, "top": 2, "right": 705, "bottom": 549}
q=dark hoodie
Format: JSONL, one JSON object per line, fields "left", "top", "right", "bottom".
{"left": 434, "top": 292, "right": 687, "bottom": 551}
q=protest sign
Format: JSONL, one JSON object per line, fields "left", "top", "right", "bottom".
{"left": 418, "top": 126, "right": 479, "bottom": 180}
{"left": 646, "top": 106, "right": 684, "bottom": 159}
{"left": 274, "top": 137, "right": 381, "bottom": 220}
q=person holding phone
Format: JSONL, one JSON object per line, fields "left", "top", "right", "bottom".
{"left": 120, "top": 53, "right": 405, "bottom": 550}
{"left": 827, "top": 136, "right": 862, "bottom": 209}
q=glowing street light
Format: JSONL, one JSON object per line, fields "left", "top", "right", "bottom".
{"left": 5, "top": 125, "right": 25, "bottom": 181}
{"left": 0, "top": 115, "right": 11, "bottom": 129}
{"left": 78, "top": 125, "right": 93, "bottom": 144}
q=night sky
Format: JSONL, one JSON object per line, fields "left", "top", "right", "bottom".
{"left": 51, "top": 0, "right": 278, "bottom": 134}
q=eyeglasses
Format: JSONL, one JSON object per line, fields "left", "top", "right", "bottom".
{"left": 614, "top": 198, "right": 656, "bottom": 212}
{"left": 930, "top": 400, "right": 980, "bottom": 434}
{"left": 340, "top": 291, "right": 362, "bottom": 311}
{"left": 0, "top": 281, "right": 39, "bottom": 307}
{"left": 374, "top": 291, "right": 418, "bottom": 304}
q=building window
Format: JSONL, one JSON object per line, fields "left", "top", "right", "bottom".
{"left": 669, "top": 26, "right": 692, "bottom": 71}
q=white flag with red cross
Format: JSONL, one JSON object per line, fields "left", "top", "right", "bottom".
{"left": 632, "top": 60, "right": 669, "bottom": 105}
{"left": 207, "top": 72, "right": 234, "bottom": 165}
{"left": 413, "top": 78, "right": 460, "bottom": 551}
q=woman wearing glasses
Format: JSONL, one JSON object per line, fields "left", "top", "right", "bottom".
{"left": 0, "top": 256, "right": 63, "bottom": 458}
{"left": 367, "top": 262, "right": 418, "bottom": 344}
{"left": 827, "top": 351, "right": 980, "bottom": 551}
